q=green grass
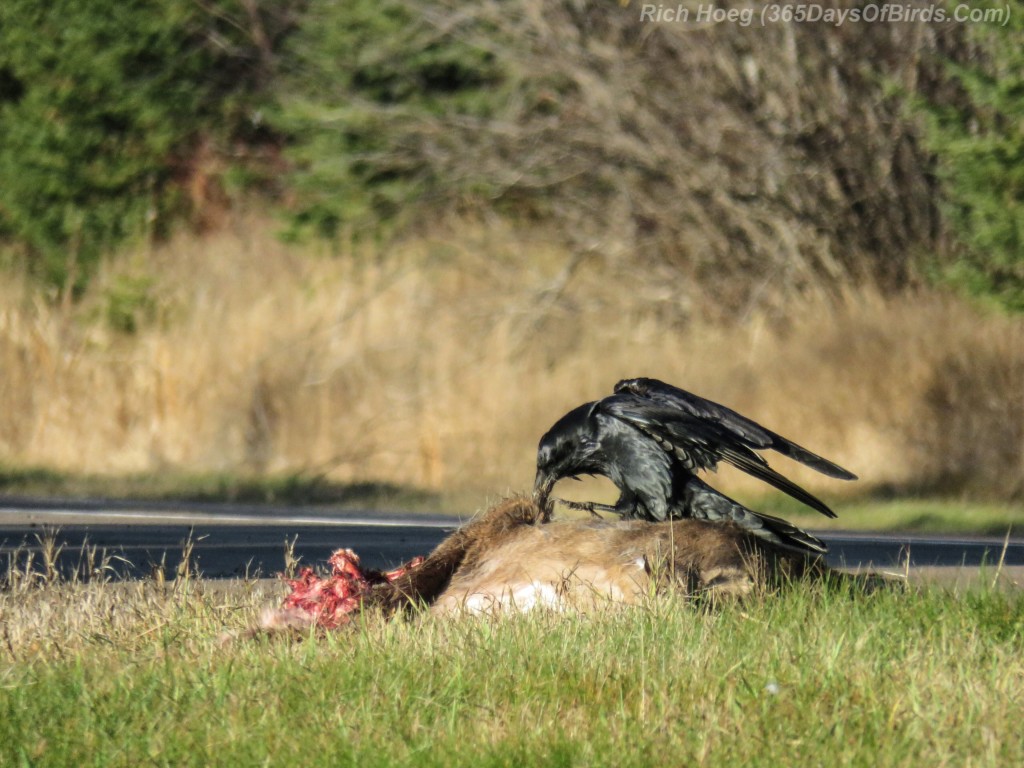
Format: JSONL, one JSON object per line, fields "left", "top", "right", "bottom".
{"left": 747, "top": 494, "right": 1023, "bottom": 538}
{"left": 1, "top": 577, "right": 1022, "bottom": 766}
{"left": 818, "top": 498, "right": 1023, "bottom": 537}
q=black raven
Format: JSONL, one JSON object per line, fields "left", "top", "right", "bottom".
{"left": 533, "top": 377, "right": 857, "bottom": 553}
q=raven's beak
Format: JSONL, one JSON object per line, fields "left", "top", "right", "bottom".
{"left": 533, "top": 469, "right": 556, "bottom": 507}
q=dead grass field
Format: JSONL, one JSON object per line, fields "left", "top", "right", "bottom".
{"left": 1, "top": 216, "right": 1021, "bottom": 502}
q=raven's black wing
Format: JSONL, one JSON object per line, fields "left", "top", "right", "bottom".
{"left": 614, "top": 378, "right": 857, "bottom": 480}
{"left": 602, "top": 381, "right": 854, "bottom": 519}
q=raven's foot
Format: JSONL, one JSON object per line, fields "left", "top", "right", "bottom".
{"left": 554, "top": 499, "right": 619, "bottom": 519}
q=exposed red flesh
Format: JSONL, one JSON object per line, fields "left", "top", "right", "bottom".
{"left": 280, "top": 549, "right": 424, "bottom": 629}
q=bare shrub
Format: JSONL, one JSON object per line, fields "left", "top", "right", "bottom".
{"left": 289, "top": 0, "right": 970, "bottom": 315}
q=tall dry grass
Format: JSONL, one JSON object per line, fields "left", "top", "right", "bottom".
{"left": 1, "top": 216, "right": 1021, "bottom": 501}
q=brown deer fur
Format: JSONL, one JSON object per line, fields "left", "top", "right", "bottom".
{"left": 362, "top": 496, "right": 833, "bottom": 617}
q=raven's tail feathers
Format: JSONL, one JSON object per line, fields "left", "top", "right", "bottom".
{"left": 679, "top": 477, "right": 828, "bottom": 555}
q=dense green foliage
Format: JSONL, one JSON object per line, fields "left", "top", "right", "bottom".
{"left": 920, "top": 1, "right": 1024, "bottom": 311}
{"left": 0, "top": 0, "right": 293, "bottom": 291}
{"left": 1, "top": 580, "right": 1022, "bottom": 766}
{"left": 272, "top": 0, "right": 507, "bottom": 239}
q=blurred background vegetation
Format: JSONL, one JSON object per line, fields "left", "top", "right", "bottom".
{"left": 0, "top": 1, "right": 1021, "bottom": 515}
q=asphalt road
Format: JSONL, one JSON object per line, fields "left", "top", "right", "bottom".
{"left": 1, "top": 497, "right": 1022, "bottom": 580}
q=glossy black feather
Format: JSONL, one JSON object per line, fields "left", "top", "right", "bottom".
{"left": 680, "top": 476, "right": 828, "bottom": 554}
{"left": 614, "top": 378, "right": 857, "bottom": 480}
{"left": 535, "top": 378, "right": 857, "bottom": 554}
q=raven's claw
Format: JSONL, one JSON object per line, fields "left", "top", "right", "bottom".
{"left": 553, "top": 498, "right": 620, "bottom": 519}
